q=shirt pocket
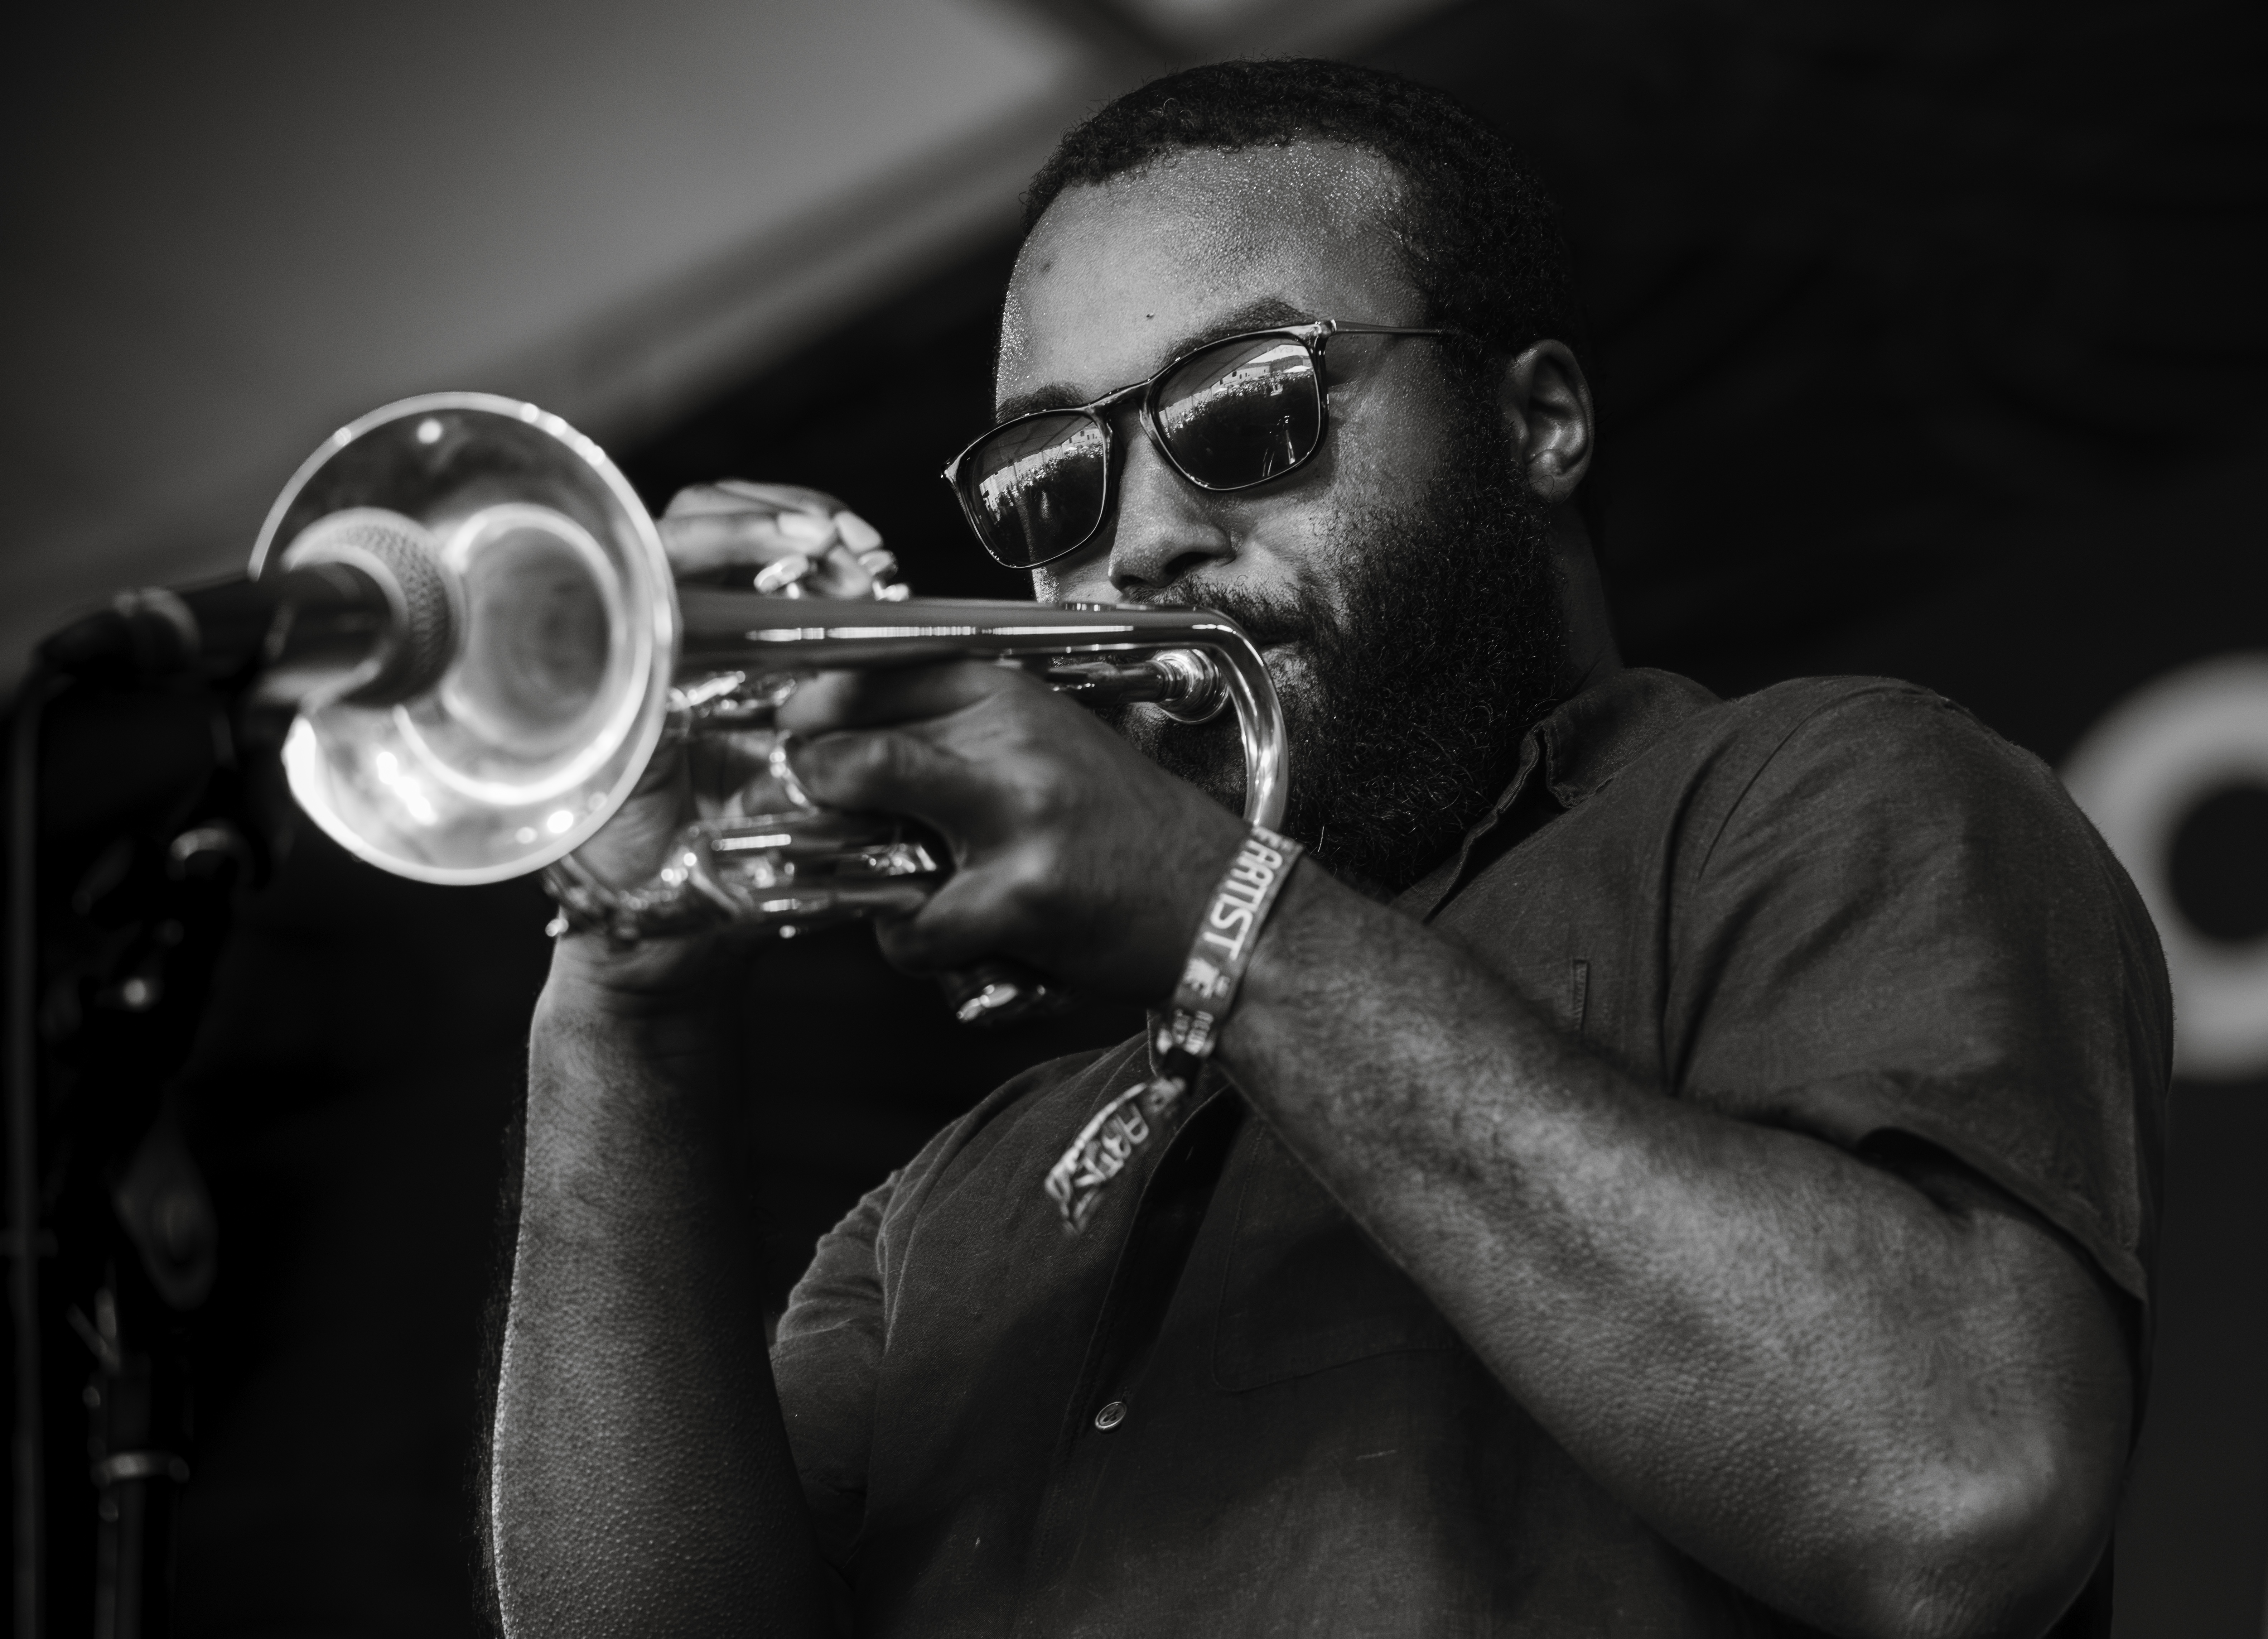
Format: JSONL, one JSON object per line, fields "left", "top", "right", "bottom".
{"left": 1211, "top": 1125, "right": 1461, "bottom": 1392}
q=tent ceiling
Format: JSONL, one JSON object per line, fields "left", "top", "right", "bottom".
{"left": 0, "top": 0, "right": 1450, "bottom": 681}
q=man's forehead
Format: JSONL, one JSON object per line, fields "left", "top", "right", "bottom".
{"left": 997, "top": 142, "right": 1418, "bottom": 413}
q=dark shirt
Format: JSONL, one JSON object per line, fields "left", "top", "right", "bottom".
{"left": 772, "top": 668, "right": 2170, "bottom": 1637}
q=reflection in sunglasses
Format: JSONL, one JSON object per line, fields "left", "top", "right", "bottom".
{"left": 977, "top": 422, "right": 1110, "bottom": 558}
{"left": 1158, "top": 342, "right": 1317, "bottom": 485}
{"left": 950, "top": 321, "right": 1453, "bottom": 567}
{"left": 978, "top": 426, "right": 1104, "bottom": 511}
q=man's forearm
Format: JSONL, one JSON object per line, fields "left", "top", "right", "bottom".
{"left": 490, "top": 950, "right": 829, "bottom": 1639}
{"left": 1221, "top": 868, "right": 2129, "bottom": 1639}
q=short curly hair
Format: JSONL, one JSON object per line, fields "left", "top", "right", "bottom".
{"left": 1023, "top": 58, "right": 1588, "bottom": 374}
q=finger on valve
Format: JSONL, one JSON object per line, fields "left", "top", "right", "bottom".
{"left": 772, "top": 508, "right": 901, "bottom": 600}
{"left": 658, "top": 482, "right": 897, "bottom": 599}
{"left": 831, "top": 508, "right": 903, "bottom": 598}
{"left": 686, "top": 730, "right": 811, "bottom": 820}
{"left": 657, "top": 500, "right": 822, "bottom": 580}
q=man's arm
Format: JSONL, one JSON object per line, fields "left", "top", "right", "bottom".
{"left": 1222, "top": 865, "right": 2129, "bottom": 1639}
{"left": 783, "top": 663, "right": 2141, "bottom": 1639}
{"left": 488, "top": 942, "right": 833, "bottom": 1639}
{"left": 487, "top": 481, "right": 889, "bottom": 1638}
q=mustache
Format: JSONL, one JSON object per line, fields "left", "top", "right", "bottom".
{"left": 1109, "top": 581, "right": 1316, "bottom": 650}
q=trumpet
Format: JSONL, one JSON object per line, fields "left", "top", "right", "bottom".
{"left": 244, "top": 394, "right": 1288, "bottom": 1016}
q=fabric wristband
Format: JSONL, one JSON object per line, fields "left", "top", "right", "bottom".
{"left": 1043, "top": 823, "right": 1306, "bottom": 1232}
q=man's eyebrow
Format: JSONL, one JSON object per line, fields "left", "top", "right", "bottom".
{"left": 991, "top": 297, "right": 1315, "bottom": 423}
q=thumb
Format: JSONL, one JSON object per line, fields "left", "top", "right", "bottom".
{"left": 566, "top": 740, "right": 694, "bottom": 888}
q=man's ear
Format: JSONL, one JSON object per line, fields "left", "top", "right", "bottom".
{"left": 1498, "top": 341, "right": 1595, "bottom": 507}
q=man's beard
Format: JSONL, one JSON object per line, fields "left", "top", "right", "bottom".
{"left": 1110, "top": 429, "right": 1567, "bottom": 894}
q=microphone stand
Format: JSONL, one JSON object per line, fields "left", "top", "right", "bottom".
{"left": 9, "top": 567, "right": 392, "bottom": 1638}
{"left": 9, "top": 665, "right": 54, "bottom": 1639}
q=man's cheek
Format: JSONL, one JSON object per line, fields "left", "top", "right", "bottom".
{"left": 1263, "top": 648, "right": 1319, "bottom": 713}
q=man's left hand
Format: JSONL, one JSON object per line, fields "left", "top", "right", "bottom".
{"left": 776, "top": 661, "right": 1248, "bottom": 1004}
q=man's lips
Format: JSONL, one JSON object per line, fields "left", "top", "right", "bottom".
{"left": 1216, "top": 615, "right": 1308, "bottom": 649}
{"left": 1112, "top": 587, "right": 1308, "bottom": 652}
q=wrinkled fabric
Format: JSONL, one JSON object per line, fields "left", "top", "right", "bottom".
{"left": 771, "top": 668, "right": 2170, "bottom": 1637}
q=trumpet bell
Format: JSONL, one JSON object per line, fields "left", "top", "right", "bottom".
{"left": 250, "top": 394, "right": 677, "bottom": 884}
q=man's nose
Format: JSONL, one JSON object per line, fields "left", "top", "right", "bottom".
{"left": 1105, "top": 427, "right": 1235, "bottom": 597}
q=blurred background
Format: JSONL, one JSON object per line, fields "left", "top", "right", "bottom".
{"left": 5, "top": 0, "right": 2267, "bottom": 1633}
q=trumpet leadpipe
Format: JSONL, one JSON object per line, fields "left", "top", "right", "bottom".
{"left": 671, "top": 653, "right": 1227, "bottom": 731}
{"left": 673, "top": 592, "right": 1285, "bottom": 829}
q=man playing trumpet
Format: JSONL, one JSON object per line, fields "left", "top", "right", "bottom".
{"left": 490, "top": 61, "right": 2167, "bottom": 1639}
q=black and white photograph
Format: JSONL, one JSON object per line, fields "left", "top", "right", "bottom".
{"left": 4, "top": 1, "right": 2264, "bottom": 1634}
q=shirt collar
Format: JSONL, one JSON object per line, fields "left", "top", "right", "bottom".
{"left": 1533, "top": 665, "right": 1721, "bottom": 808}
{"left": 1395, "top": 667, "right": 1721, "bottom": 923}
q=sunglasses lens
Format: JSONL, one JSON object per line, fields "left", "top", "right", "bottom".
{"left": 1154, "top": 335, "right": 1323, "bottom": 489}
{"left": 960, "top": 411, "right": 1109, "bottom": 568}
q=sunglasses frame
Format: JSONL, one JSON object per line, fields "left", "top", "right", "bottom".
{"left": 942, "top": 317, "right": 1459, "bottom": 570}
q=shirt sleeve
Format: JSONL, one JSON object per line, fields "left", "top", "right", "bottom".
{"left": 772, "top": 1172, "right": 897, "bottom": 1570}
{"left": 1667, "top": 681, "right": 2171, "bottom": 1308}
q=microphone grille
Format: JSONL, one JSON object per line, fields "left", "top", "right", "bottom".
{"left": 281, "top": 509, "right": 458, "bottom": 703}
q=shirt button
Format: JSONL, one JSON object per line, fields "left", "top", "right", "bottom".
{"left": 1094, "top": 1400, "right": 1127, "bottom": 1430}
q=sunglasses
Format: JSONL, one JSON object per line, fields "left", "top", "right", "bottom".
{"left": 942, "top": 318, "right": 1459, "bottom": 570}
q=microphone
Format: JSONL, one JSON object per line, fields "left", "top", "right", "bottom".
{"left": 35, "top": 511, "right": 459, "bottom": 708}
